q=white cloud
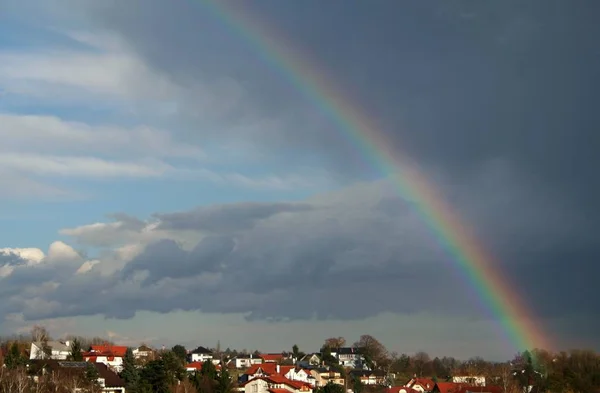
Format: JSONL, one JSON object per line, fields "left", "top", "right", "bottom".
{"left": 0, "top": 247, "right": 45, "bottom": 264}
{"left": 0, "top": 114, "right": 204, "bottom": 159}
{"left": 0, "top": 153, "right": 173, "bottom": 178}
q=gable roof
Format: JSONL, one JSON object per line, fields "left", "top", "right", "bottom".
{"left": 408, "top": 378, "right": 435, "bottom": 390}
{"left": 89, "top": 344, "right": 127, "bottom": 357}
{"left": 33, "top": 341, "right": 71, "bottom": 352}
{"left": 387, "top": 388, "right": 420, "bottom": 393}
{"left": 260, "top": 353, "right": 284, "bottom": 362}
{"left": 29, "top": 359, "right": 125, "bottom": 387}
{"left": 191, "top": 346, "right": 213, "bottom": 354}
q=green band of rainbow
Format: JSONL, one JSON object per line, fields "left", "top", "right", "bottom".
{"left": 196, "top": 0, "right": 550, "bottom": 354}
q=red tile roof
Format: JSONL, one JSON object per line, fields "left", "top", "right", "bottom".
{"left": 246, "top": 363, "right": 279, "bottom": 375}
{"left": 409, "top": 378, "right": 436, "bottom": 391}
{"left": 267, "top": 374, "right": 310, "bottom": 390}
{"left": 455, "top": 387, "right": 502, "bottom": 393}
{"left": 260, "top": 353, "right": 284, "bottom": 362}
{"left": 268, "top": 389, "right": 290, "bottom": 393}
{"left": 435, "top": 382, "right": 460, "bottom": 393}
{"left": 435, "top": 382, "right": 500, "bottom": 393}
{"left": 186, "top": 362, "right": 222, "bottom": 371}
{"left": 387, "top": 387, "right": 420, "bottom": 393}
{"left": 242, "top": 375, "right": 312, "bottom": 391}
{"left": 89, "top": 345, "right": 127, "bottom": 357}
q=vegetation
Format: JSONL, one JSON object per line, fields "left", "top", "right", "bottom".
{"left": 1, "top": 330, "right": 599, "bottom": 393}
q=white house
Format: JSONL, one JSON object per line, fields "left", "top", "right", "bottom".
{"left": 243, "top": 376, "right": 312, "bottom": 393}
{"left": 229, "top": 354, "right": 264, "bottom": 369}
{"left": 188, "top": 346, "right": 214, "bottom": 363}
{"left": 29, "top": 341, "right": 71, "bottom": 360}
{"left": 132, "top": 345, "right": 154, "bottom": 360}
{"left": 329, "top": 347, "right": 366, "bottom": 369}
{"left": 284, "top": 368, "right": 316, "bottom": 386}
{"left": 452, "top": 376, "right": 486, "bottom": 386}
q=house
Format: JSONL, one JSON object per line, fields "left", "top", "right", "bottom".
{"left": 228, "top": 353, "right": 264, "bottom": 369}
{"left": 309, "top": 368, "right": 344, "bottom": 387}
{"left": 241, "top": 363, "right": 294, "bottom": 382}
{"left": 83, "top": 344, "right": 128, "bottom": 373}
{"left": 29, "top": 340, "right": 72, "bottom": 360}
{"left": 451, "top": 376, "right": 486, "bottom": 387}
{"left": 188, "top": 346, "right": 214, "bottom": 363}
{"left": 132, "top": 344, "right": 154, "bottom": 360}
{"left": 243, "top": 375, "right": 313, "bottom": 393}
{"left": 283, "top": 366, "right": 316, "bottom": 386}
{"left": 29, "top": 359, "right": 126, "bottom": 393}
{"left": 348, "top": 369, "right": 387, "bottom": 386}
{"left": 404, "top": 378, "right": 436, "bottom": 392}
{"left": 326, "top": 347, "right": 366, "bottom": 369}
{"left": 297, "top": 354, "right": 321, "bottom": 368}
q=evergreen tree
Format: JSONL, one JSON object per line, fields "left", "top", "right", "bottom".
{"left": 68, "top": 338, "right": 83, "bottom": 361}
{"left": 216, "top": 368, "right": 233, "bottom": 393}
{"left": 120, "top": 347, "right": 140, "bottom": 390}
{"left": 352, "top": 375, "right": 364, "bottom": 393}
{"left": 172, "top": 345, "right": 187, "bottom": 363}
{"left": 141, "top": 359, "right": 171, "bottom": 393}
{"left": 85, "top": 363, "right": 101, "bottom": 392}
{"left": 5, "top": 342, "right": 26, "bottom": 369}
{"left": 317, "top": 382, "right": 345, "bottom": 393}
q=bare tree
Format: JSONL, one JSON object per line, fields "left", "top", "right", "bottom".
{"left": 31, "top": 325, "right": 50, "bottom": 343}
{"left": 353, "top": 335, "right": 389, "bottom": 370}
{"left": 412, "top": 351, "right": 431, "bottom": 377}
{"left": 324, "top": 337, "right": 347, "bottom": 349}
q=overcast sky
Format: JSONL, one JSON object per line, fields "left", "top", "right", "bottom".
{"left": 0, "top": 0, "right": 598, "bottom": 361}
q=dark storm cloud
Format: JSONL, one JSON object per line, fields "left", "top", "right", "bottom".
{"left": 73, "top": 0, "right": 600, "bottom": 194}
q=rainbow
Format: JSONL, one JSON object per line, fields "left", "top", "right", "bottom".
{"left": 196, "top": 1, "right": 549, "bottom": 353}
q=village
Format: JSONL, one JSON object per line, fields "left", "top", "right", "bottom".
{"left": 1, "top": 328, "right": 597, "bottom": 393}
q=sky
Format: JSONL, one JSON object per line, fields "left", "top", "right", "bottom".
{"left": 0, "top": 0, "right": 599, "bottom": 361}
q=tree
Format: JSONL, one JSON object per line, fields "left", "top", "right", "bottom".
{"left": 353, "top": 335, "right": 389, "bottom": 370}
{"left": 141, "top": 359, "right": 171, "bottom": 393}
{"left": 4, "top": 342, "right": 27, "bottom": 369}
{"left": 31, "top": 325, "right": 52, "bottom": 359}
{"left": 121, "top": 347, "right": 140, "bottom": 390}
{"left": 432, "top": 357, "right": 447, "bottom": 380}
{"left": 351, "top": 374, "right": 364, "bottom": 393}
{"left": 85, "top": 363, "right": 101, "bottom": 392}
{"left": 162, "top": 350, "right": 186, "bottom": 383}
{"left": 324, "top": 337, "right": 346, "bottom": 350}
{"left": 216, "top": 368, "right": 234, "bottom": 393}
{"left": 317, "top": 382, "right": 345, "bottom": 393}
{"left": 68, "top": 338, "right": 83, "bottom": 361}
{"left": 412, "top": 351, "right": 431, "bottom": 377}
{"left": 292, "top": 344, "right": 305, "bottom": 361}
{"left": 172, "top": 345, "right": 188, "bottom": 363}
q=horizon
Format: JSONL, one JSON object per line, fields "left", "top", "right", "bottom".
{"left": 0, "top": 0, "right": 598, "bottom": 362}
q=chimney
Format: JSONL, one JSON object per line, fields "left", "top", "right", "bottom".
{"left": 277, "top": 364, "right": 280, "bottom": 374}
{"left": 65, "top": 341, "right": 70, "bottom": 348}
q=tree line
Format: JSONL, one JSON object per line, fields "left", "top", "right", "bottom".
{"left": 1, "top": 329, "right": 599, "bottom": 393}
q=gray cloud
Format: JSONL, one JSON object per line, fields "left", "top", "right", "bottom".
{"left": 2, "top": 161, "right": 597, "bottom": 353}
{"left": 155, "top": 202, "right": 314, "bottom": 232}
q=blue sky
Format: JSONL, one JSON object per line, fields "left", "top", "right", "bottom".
{"left": 0, "top": 0, "right": 599, "bottom": 360}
